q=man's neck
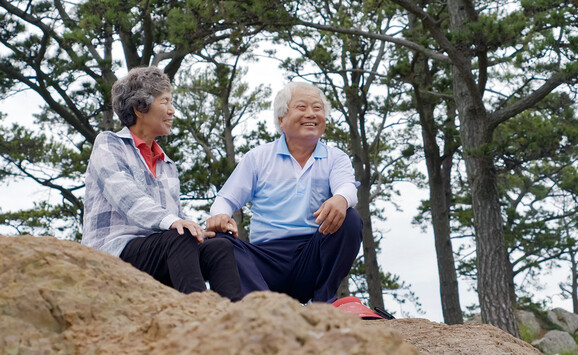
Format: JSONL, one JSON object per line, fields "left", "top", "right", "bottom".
{"left": 285, "top": 137, "right": 318, "bottom": 168}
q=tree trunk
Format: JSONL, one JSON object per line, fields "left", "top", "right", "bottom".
{"left": 571, "top": 249, "right": 578, "bottom": 314}
{"left": 413, "top": 66, "right": 463, "bottom": 324}
{"left": 445, "top": 0, "right": 520, "bottom": 338}
{"left": 343, "top": 81, "right": 384, "bottom": 309}
{"left": 504, "top": 252, "right": 517, "bottom": 305}
{"left": 464, "top": 146, "right": 519, "bottom": 337}
{"left": 233, "top": 209, "right": 249, "bottom": 242}
{"left": 356, "top": 181, "right": 384, "bottom": 309}
{"left": 219, "top": 62, "right": 249, "bottom": 242}
{"left": 337, "top": 275, "right": 351, "bottom": 299}
{"left": 407, "top": 6, "right": 462, "bottom": 322}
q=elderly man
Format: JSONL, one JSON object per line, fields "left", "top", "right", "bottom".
{"left": 207, "top": 81, "right": 362, "bottom": 304}
{"left": 82, "top": 66, "right": 242, "bottom": 301}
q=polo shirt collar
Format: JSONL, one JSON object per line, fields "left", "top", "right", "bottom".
{"left": 130, "top": 131, "right": 165, "bottom": 161}
{"left": 276, "top": 134, "right": 327, "bottom": 159}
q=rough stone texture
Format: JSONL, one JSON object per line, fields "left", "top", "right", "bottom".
{"left": 517, "top": 309, "right": 545, "bottom": 341}
{"left": 464, "top": 313, "right": 482, "bottom": 324}
{"left": 382, "top": 318, "right": 540, "bottom": 354}
{"left": 532, "top": 330, "right": 578, "bottom": 355}
{"left": 548, "top": 307, "right": 578, "bottom": 334}
{"left": 0, "top": 235, "right": 541, "bottom": 354}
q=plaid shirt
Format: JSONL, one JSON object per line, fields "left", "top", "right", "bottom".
{"left": 81, "top": 127, "right": 183, "bottom": 256}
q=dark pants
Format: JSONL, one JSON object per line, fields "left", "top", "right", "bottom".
{"left": 120, "top": 229, "right": 243, "bottom": 301}
{"left": 217, "top": 208, "right": 363, "bottom": 303}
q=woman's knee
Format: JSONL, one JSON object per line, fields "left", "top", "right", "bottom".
{"left": 202, "top": 237, "right": 235, "bottom": 255}
{"left": 161, "top": 229, "right": 202, "bottom": 251}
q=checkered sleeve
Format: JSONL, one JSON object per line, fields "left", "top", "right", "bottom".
{"left": 89, "top": 133, "right": 180, "bottom": 231}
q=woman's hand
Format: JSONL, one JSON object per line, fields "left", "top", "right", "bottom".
{"left": 170, "top": 219, "right": 216, "bottom": 243}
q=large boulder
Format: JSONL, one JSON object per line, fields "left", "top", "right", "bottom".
{"left": 0, "top": 235, "right": 540, "bottom": 354}
{"left": 532, "top": 330, "right": 578, "bottom": 355}
{"left": 384, "top": 318, "right": 539, "bottom": 354}
{"left": 547, "top": 307, "right": 578, "bottom": 334}
{"left": 516, "top": 309, "right": 545, "bottom": 342}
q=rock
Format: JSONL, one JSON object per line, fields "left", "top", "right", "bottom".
{"left": 464, "top": 313, "right": 483, "bottom": 324}
{"left": 547, "top": 307, "right": 578, "bottom": 334}
{"left": 532, "top": 330, "right": 578, "bottom": 355}
{"left": 384, "top": 318, "right": 540, "bottom": 354}
{"left": 0, "top": 235, "right": 414, "bottom": 354}
{"left": 0, "top": 235, "right": 541, "bottom": 354}
{"left": 516, "top": 309, "right": 544, "bottom": 342}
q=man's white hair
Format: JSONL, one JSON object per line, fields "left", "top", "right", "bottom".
{"left": 272, "top": 82, "right": 331, "bottom": 133}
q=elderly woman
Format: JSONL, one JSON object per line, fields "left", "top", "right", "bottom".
{"left": 82, "top": 66, "right": 242, "bottom": 301}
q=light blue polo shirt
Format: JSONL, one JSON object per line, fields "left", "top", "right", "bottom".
{"left": 211, "top": 135, "right": 358, "bottom": 244}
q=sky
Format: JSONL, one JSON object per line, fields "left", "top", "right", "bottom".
{"left": 0, "top": 54, "right": 573, "bottom": 323}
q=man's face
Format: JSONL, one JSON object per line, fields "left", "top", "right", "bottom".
{"left": 279, "top": 88, "right": 326, "bottom": 144}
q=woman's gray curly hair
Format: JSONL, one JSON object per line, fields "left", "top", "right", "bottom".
{"left": 272, "top": 82, "right": 331, "bottom": 134}
{"left": 111, "top": 66, "right": 172, "bottom": 127}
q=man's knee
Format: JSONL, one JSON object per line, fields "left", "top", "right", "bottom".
{"left": 344, "top": 208, "right": 362, "bottom": 228}
{"left": 340, "top": 208, "right": 363, "bottom": 242}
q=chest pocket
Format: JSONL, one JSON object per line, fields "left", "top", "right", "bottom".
{"left": 309, "top": 178, "right": 331, "bottom": 213}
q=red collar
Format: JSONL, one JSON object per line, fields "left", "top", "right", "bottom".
{"left": 130, "top": 131, "right": 165, "bottom": 177}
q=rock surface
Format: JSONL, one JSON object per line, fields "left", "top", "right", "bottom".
{"left": 0, "top": 235, "right": 540, "bottom": 354}
{"left": 516, "top": 309, "right": 543, "bottom": 340}
{"left": 532, "top": 330, "right": 578, "bottom": 355}
{"left": 548, "top": 307, "right": 578, "bottom": 334}
{"left": 382, "top": 318, "right": 539, "bottom": 354}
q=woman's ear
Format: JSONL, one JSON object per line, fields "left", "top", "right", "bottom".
{"left": 133, "top": 107, "right": 142, "bottom": 119}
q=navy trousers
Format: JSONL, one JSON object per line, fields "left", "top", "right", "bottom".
{"left": 217, "top": 208, "right": 363, "bottom": 303}
{"left": 120, "top": 229, "right": 243, "bottom": 301}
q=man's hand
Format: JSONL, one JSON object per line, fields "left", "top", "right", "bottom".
{"left": 313, "top": 195, "right": 348, "bottom": 235}
{"left": 170, "top": 219, "right": 216, "bottom": 243}
{"left": 206, "top": 214, "right": 239, "bottom": 238}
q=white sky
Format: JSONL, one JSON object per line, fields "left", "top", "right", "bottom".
{"left": 0, "top": 52, "right": 573, "bottom": 323}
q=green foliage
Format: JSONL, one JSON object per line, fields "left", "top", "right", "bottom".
{"left": 518, "top": 323, "right": 536, "bottom": 343}
{"left": 1, "top": 0, "right": 577, "bottom": 320}
{"left": 0, "top": 0, "right": 280, "bottom": 238}
{"left": 168, "top": 49, "right": 271, "bottom": 212}
{"left": 450, "top": 92, "right": 578, "bottom": 303}
{"left": 0, "top": 121, "right": 87, "bottom": 237}
{"left": 0, "top": 202, "right": 82, "bottom": 241}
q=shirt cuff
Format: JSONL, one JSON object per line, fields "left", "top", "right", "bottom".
{"left": 159, "top": 214, "right": 181, "bottom": 230}
{"left": 333, "top": 183, "right": 358, "bottom": 209}
{"left": 210, "top": 196, "right": 235, "bottom": 217}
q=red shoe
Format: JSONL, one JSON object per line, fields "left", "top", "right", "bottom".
{"left": 332, "top": 296, "right": 385, "bottom": 320}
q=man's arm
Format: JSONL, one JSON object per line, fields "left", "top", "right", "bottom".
{"left": 207, "top": 152, "right": 257, "bottom": 237}
{"left": 313, "top": 195, "right": 348, "bottom": 235}
{"left": 207, "top": 196, "right": 239, "bottom": 237}
{"left": 314, "top": 148, "right": 359, "bottom": 234}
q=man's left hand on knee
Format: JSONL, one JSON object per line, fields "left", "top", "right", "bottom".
{"left": 313, "top": 195, "right": 348, "bottom": 235}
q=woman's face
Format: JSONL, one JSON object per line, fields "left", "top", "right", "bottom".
{"left": 135, "top": 91, "right": 174, "bottom": 137}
